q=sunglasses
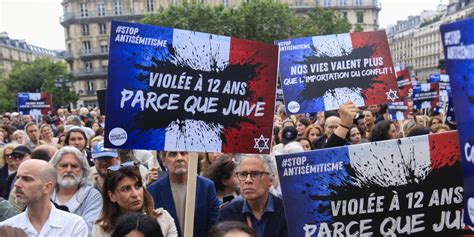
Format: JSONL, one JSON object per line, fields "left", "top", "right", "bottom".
{"left": 107, "top": 161, "right": 138, "bottom": 172}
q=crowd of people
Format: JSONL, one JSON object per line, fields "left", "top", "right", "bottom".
{"left": 0, "top": 101, "right": 455, "bottom": 236}
{"left": 272, "top": 101, "right": 454, "bottom": 153}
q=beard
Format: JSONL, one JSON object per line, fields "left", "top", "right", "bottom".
{"left": 58, "top": 173, "right": 82, "bottom": 189}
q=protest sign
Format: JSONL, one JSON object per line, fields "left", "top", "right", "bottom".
{"left": 276, "top": 31, "right": 399, "bottom": 114}
{"left": 104, "top": 21, "right": 277, "bottom": 154}
{"left": 276, "top": 131, "right": 463, "bottom": 236}
{"left": 440, "top": 17, "right": 474, "bottom": 228}
{"left": 436, "top": 75, "right": 452, "bottom": 114}
{"left": 412, "top": 83, "right": 440, "bottom": 110}
{"left": 396, "top": 69, "right": 413, "bottom": 99}
{"left": 387, "top": 100, "right": 409, "bottom": 121}
{"left": 17, "top": 92, "right": 52, "bottom": 116}
{"left": 429, "top": 74, "right": 441, "bottom": 83}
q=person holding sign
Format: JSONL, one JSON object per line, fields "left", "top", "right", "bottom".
{"left": 148, "top": 151, "right": 220, "bottom": 237}
{"left": 217, "top": 154, "right": 288, "bottom": 237}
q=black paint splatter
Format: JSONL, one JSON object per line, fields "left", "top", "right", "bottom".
{"left": 295, "top": 44, "right": 383, "bottom": 100}
{"left": 128, "top": 42, "right": 265, "bottom": 142}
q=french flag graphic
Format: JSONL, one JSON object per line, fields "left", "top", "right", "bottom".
{"left": 276, "top": 131, "right": 463, "bottom": 236}
{"left": 277, "top": 31, "right": 399, "bottom": 114}
{"left": 105, "top": 21, "right": 277, "bottom": 153}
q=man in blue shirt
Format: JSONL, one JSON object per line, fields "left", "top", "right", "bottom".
{"left": 217, "top": 154, "right": 288, "bottom": 237}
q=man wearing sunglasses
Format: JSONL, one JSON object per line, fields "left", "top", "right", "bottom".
{"left": 148, "top": 151, "right": 220, "bottom": 237}
{"left": 89, "top": 141, "right": 120, "bottom": 191}
{"left": 217, "top": 154, "right": 288, "bottom": 237}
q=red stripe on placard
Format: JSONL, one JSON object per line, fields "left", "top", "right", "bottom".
{"left": 428, "top": 131, "right": 460, "bottom": 170}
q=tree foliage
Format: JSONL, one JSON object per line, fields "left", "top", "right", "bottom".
{"left": 4, "top": 58, "right": 78, "bottom": 112}
{"left": 141, "top": 0, "right": 352, "bottom": 43}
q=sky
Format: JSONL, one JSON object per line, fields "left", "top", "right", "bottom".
{"left": 0, "top": 0, "right": 448, "bottom": 51}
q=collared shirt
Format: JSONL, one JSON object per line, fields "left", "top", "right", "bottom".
{"left": 1, "top": 202, "right": 88, "bottom": 237}
{"left": 242, "top": 194, "right": 274, "bottom": 237}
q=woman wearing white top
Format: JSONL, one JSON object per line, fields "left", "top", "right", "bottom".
{"left": 92, "top": 161, "right": 177, "bottom": 237}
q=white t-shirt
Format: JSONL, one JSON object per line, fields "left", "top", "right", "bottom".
{"left": 1, "top": 203, "right": 88, "bottom": 237}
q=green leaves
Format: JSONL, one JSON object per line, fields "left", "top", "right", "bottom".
{"left": 141, "top": 0, "right": 352, "bottom": 44}
{"left": 2, "top": 58, "right": 78, "bottom": 112}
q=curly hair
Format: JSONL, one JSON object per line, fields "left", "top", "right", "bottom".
{"left": 202, "top": 155, "right": 235, "bottom": 192}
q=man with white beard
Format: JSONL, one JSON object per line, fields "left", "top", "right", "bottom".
{"left": 49, "top": 146, "right": 103, "bottom": 235}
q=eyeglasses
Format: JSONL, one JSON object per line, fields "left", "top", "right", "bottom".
{"left": 107, "top": 161, "right": 137, "bottom": 172}
{"left": 235, "top": 171, "right": 270, "bottom": 181}
{"left": 11, "top": 155, "right": 26, "bottom": 162}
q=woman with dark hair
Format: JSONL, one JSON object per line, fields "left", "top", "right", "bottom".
{"left": 203, "top": 156, "right": 239, "bottom": 205}
{"left": 296, "top": 118, "right": 310, "bottom": 137}
{"left": 209, "top": 221, "right": 256, "bottom": 237}
{"left": 112, "top": 213, "right": 163, "bottom": 237}
{"left": 346, "top": 125, "right": 363, "bottom": 144}
{"left": 296, "top": 137, "right": 313, "bottom": 151}
{"left": 93, "top": 162, "right": 177, "bottom": 236}
{"left": 369, "top": 120, "right": 398, "bottom": 142}
{"left": 64, "top": 128, "right": 93, "bottom": 166}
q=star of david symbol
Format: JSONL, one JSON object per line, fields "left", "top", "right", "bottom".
{"left": 386, "top": 89, "right": 399, "bottom": 102}
{"left": 254, "top": 134, "right": 270, "bottom": 153}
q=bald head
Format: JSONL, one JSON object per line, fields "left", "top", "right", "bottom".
{"left": 324, "top": 116, "right": 341, "bottom": 137}
{"left": 33, "top": 144, "right": 59, "bottom": 161}
{"left": 15, "top": 160, "right": 57, "bottom": 205}
{"left": 19, "top": 159, "right": 57, "bottom": 185}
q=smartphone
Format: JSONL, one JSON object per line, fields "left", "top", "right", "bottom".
{"left": 223, "top": 195, "right": 234, "bottom": 203}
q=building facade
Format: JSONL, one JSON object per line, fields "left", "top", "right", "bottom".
{"left": 60, "top": 0, "right": 380, "bottom": 107}
{"left": 290, "top": 0, "right": 380, "bottom": 31}
{"left": 0, "top": 32, "right": 62, "bottom": 77}
{"left": 387, "top": 0, "right": 474, "bottom": 81}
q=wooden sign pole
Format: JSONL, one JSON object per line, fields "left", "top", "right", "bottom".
{"left": 184, "top": 152, "right": 198, "bottom": 237}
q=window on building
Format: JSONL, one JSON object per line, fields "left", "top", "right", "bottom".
{"left": 222, "top": 0, "right": 229, "bottom": 7}
{"left": 100, "top": 41, "right": 108, "bottom": 53}
{"left": 80, "top": 3, "right": 89, "bottom": 17}
{"left": 341, "top": 11, "right": 347, "bottom": 18}
{"left": 87, "top": 81, "right": 95, "bottom": 93}
{"left": 295, "top": 0, "right": 302, "bottom": 6}
{"left": 172, "top": 0, "right": 179, "bottom": 6}
{"left": 323, "top": 0, "right": 331, "bottom": 6}
{"left": 81, "top": 24, "right": 89, "bottom": 36}
{"left": 356, "top": 11, "right": 364, "bottom": 23}
{"left": 99, "top": 23, "right": 107, "bottom": 34}
{"left": 146, "top": 0, "right": 154, "bottom": 12}
{"left": 115, "top": 0, "right": 122, "bottom": 15}
{"left": 339, "top": 0, "right": 347, "bottom": 6}
{"left": 354, "top": 0, "right": 362, "bottom": 6}
{"left": 98, "top": 2, "right": 105, "bottom": 16}
{"left": 85, "top": 62, "right": 93, "bottom": 72}
{"left": 200, "top": 0, "right": 205, "bottom": 3}
{"left": 82, "top": 41, "right": 91, "bottom": 54}
{"left": 101, "top": 60, "right": 108, "bottom": 71}
{"left": 315, "top": 0, "right": 320, "bottom": 6}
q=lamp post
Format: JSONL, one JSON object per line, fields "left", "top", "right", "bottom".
{"left": 55, "top": 76, "right": 72, "bottom": 108}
